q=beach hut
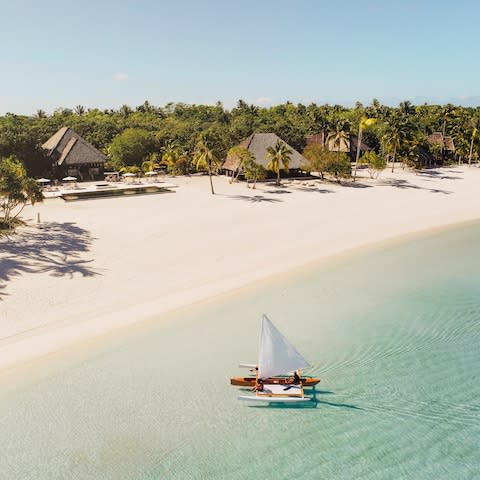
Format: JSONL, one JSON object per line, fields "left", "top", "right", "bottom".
{"left": 427, "top": 132, "right": 455, "bottom": 152}
{"left": 427, "top": 132, "right": 456, "bottom": 163}
{"left": 41, "top": 127, "right": 107, "bottom": 181}
{"left": 306, "top": 131, "right": 369, "bottom": 158}
{"left": 223, "top": 133, "right": 307, "bottom": 177}
{"left": 305, "top": 132, "right": 326, "bottom": 148}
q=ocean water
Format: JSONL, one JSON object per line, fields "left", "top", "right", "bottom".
{"left": 1, "top": 222, "right": 479, "bottom": 479}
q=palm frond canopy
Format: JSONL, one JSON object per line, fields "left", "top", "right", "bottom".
{"left": 265, "top": 140, "right": 292, "bottom": 174}
{"left": 194, "top": 142, "right": 220, "bottom": 170}
{"left": 326, "top": 130, "right": 350, "bottom": 152}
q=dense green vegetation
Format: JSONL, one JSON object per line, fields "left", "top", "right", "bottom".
{"left": 0, "top": 156, "right": 43, "bottom": 232}
{"left": 1, "top": 99, "right": 479, "bottom": 178}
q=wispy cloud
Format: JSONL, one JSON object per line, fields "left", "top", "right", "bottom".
{"left": 113, "top": 72, "right": 128, "bottom": 81}
{"left": 255, "top": 96, "right": 272, "bottom": 105}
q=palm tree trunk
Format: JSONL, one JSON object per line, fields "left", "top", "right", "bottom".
{"left": 391, "top": 144, "right": 397, "bottom": 173}
{"left": 353, "top": 127, "right": 362, "bottom": 182}
{"left": 208, "top": 170, "right": 215, "bottom": 194}
{"left": 276, "top": 168, "right": 280, "bottom": 186}
{"left": 233, "top": 170, "right": 239, "bottom": 182}
{"left": 469, "top": 133, "right": 475, "bottom": 166}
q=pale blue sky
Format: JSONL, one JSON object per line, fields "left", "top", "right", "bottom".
{"left": 0, "top": 0, "right": 478, "bottom": 114}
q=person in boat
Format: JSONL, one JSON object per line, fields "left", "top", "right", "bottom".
{"left": 254, "top": 379, "right": 264, "bottom": 392}
{"left": 290, "top": 371, "right": 300, "bottom": 385}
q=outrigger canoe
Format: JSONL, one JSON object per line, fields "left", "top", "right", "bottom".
{"left": 230, "top": 376, "right": 320, "bottom": 387}
{"left": 232, "top": 315, "right": 320, "bottom": 403}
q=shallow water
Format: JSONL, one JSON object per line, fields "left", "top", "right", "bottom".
{"left": 1, "top": 223, "right": 480, "bottom": 479}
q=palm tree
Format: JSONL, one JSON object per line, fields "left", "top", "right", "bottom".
{"left": 243, "top": 158, "right": 267, "bottom": 189}
{"left": 141, "top": 153, "right": 160, "bottom": 173}
{"left": 353, "top": 117, "right": 376, "bottom": 181}
{"left": 227, "top": 146, "right": 255, "bottom": 183}
{"left": 119, "top": 104, "right": 132, "bottom": 118}
{"left": 441, "top": 104, "right": 456, "bottom": 137}
{"left": 399, "top": 100, "right": 415, "bottom": 116}
{"left": 161, "top": 142, "right": 180, "bottom": 172}
{"left": 326, "top": 121, "right": 350, "bottom": 161}
{"left": 383, "top": 132, "right": 400, "bottom": 173}
{"left": 193, "top": 140, "right": 220, "bottom": 194}
{"left": 74, "top": 105, "right": 86, "bottom": 116}
{"left": 265, "top": 140, "right": 292, "bottom": 186}
{"left": 382, "top": 115, "right": 411, "bottom": 172}
{"left": 468, "top": 127, "right": 477, "bottom": 166}
{"left": 162, "top": 142, "right": 191, "bottom": 175}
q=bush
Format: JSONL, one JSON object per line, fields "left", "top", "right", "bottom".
{"left": 108, "top": 128, "right": 158, "bottom": 170}
{"left": 0, "top": 156, "right": 43, "bottom": 231}
{"left": 360, "top": 151, "right": 387, "bottom": 178}
{"left": 325, "top": 153, "right": 351, "bottom": 182}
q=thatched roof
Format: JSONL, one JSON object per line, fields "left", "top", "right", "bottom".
{"left": 427, "top": 132, "right": 443, "bottom": 146}
{"left": 305, "top": 132, "right": 325, "bottom": 147}
{"left": 427, "top": 132, "right": 455, "bottom": 151}
{"left": 306, "top": 132, "right": 368, "bottom": 154}
{"left": 444, "top": 136, "right": 455, "bottom": 151}
{"left": 42, "top": 127, "right": 107, "bottom": 165}
{"left": 224, "top": 133, "right": 307, "bottom": 172}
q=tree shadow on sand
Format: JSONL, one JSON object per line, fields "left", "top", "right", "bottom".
{"left": 230, "top": 195, "right": 282, "bottom": 203}
{"left": 417, "top": 169, "right": 462, "bottom": 180}
{"left": 295, "top": 186, "right": 335, "bottom": 194}
{"left": 377, "top": 178, "right": 451, "bottom": 194}
{"left": 0, "top": 222, "right": 100, "bottom": 299}
{"left": 264, "top": 189, "right": 292, "bottom": 194}
{"left": 341, "top": 182, "right": 372, "bottom": 189}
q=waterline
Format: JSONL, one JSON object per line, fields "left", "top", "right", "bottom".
{"left": 1, "top": 221, "right": 479, "bottom": 479}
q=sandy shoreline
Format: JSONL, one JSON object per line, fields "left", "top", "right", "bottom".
{"left": 2, "top": 166, "right": 480, "bottom": 373}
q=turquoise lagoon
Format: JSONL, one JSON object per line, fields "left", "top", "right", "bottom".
{"left": 1, "top": 222, "right": 479, "bottom": 479}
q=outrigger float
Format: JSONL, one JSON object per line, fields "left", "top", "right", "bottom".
{"left": 231, "top": 315, "right": 320, "bottom": 403}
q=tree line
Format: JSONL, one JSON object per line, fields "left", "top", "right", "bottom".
{"left": 0, "top": 99, "right": 479, "bottom": 179}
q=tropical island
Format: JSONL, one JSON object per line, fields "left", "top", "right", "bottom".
{"left": 1, "top": 99, "right": 480, "bottom": 371}
{"left": 1, "top": 0, "right": 480, "bottom": 475}
{"left": 1, "top": 100, "right": 478, "bottom": 229}
{"left": 0, "top": 99, "right": 478, "bottom": 184}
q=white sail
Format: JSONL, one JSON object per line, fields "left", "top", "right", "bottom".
{"left": 258, "top": 314, "right": 310, "bottom": 378}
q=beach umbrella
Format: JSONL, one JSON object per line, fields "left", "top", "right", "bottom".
{"left": 62, "top": 176, "right": 77, "bottom": 181}
{"left": 145, "top": 171, "right": 158, "bottom": 176}
{"left": 36, "top": 178, "right": 51, "bottom": 183}
{"left": 122, "top": 172, "right": 136, "bottom": 177}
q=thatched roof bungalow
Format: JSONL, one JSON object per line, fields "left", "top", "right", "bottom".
{"left": 416, "top": 145, "right": 437, "bottom": 167}
{"left": 306, "top": 131, "right": 369, "bottom": 156}
{"left": 223, "top": 133, "right": 307, "bottom": 174}
{"left": 305, "top": 132, "right": 326, "bottom": 148}
{"left": 427, "top": 132, "right": 455, "bottom": 152}
{"left": 42, "top": 127, "right": 107, "bottom": 181}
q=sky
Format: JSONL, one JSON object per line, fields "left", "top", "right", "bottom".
{"left": 0, "top": 0, "right": 479, "bottom": 115}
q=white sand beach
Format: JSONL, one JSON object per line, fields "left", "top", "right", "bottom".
{"left": 1, "top": 166, "right": 480, "bottom": 372}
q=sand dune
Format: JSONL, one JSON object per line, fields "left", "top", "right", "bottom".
{"left": 1, "top": 166, "right": 480, "bottom": 371}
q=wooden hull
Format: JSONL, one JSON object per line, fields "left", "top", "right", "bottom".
{"left": 230, "top": 376, "right": 320, "bottom": 387}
